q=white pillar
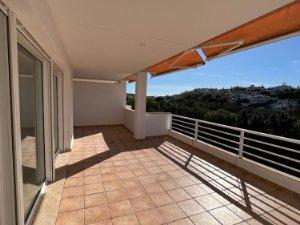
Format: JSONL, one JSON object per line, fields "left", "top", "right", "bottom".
{"left": 134, "top": 71, "right": 147, "bottom": 139}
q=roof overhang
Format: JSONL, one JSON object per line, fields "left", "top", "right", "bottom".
{"left": 45, "top": 0, "right": 293, "bottom": 81}
{"left": 126, "top": 1, "right": 300, "bottom": 82}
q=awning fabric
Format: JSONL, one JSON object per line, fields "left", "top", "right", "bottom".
{"left": 147, "top": 49, "right": 204, "bottom": 77}
{"left": 125, "top": 1, "right": 300, "bottom": 82}
{"left": 125, "top": 49, "right": 204, "bottom": 82}
{"left": 125, "top": 74, "right": 136, "bottom": 82}
{"left": 199, "top": 1, "right": 300, "bottom": 60}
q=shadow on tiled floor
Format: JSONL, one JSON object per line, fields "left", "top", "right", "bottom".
{"left": 41, "top": 125, "right": 299, "bottom": 225}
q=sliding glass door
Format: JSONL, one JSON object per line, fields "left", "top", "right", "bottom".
{"left": 53, "top": 73, "right": 59, "bottom": 154}
{"left": 18, "top": 44, "right": 46, "bottom": 219}
{"left": 0, "top": 9, "right": 17, "bottom": 225}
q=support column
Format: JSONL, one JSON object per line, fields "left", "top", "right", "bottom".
{"left": 134, "top": 71, "right": 147, "bottom": 139}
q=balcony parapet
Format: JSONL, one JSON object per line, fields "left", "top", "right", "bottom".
{"left": 169, "top": 114, "right": 300, "bottom": 194}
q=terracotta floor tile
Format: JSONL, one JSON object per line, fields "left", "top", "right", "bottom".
{"left": 100, "top": 162, "right": 114, "bottom": 168}
{"left": 195, "top": 195, "right": 223, "bottom": 211}
{"left": 84, "top": 168, "right": 101, "bottom": 177}
{"left": 148, "top": 166, "right": 163, "bottom": 174}
{"left": 160, "top": 164, "right": 177, "bottom": 172}
{"left": 276, "top": 205, "right": 300, "bottom": 222}
{"left": 101, "top": 167, "right": 116, "bottom": 174}
{"left": 129, "top": 164, "right": 144, "bottom": 170}
{"left": 115, "top": 165, "right": 131, "bottom": 172}
{"left": 150, "top": 192, "right": 174, "bottom": 207}
{"left": 132, "top": 169, "right": 149, "bottom": 177}
{"left": 37, "top": 126, "right": 299, "bottom": 225}
{"left": 177, "top": 199, "right": 205, "bottom": 216}
{"left": 210, "top": 192, "right": 232, "bottom": 206}
{"left": 125, "top": 186, "right": 146, "bottom": 199}
{"left": 62, "top": 186, "right": 84, "bottom": 198}
{"left": 153, "top": 172, "right": 171, "bottom": 182}
{"left": 158, "top": 203, "right": 186, "bottom": 222}
{"left": 167, "top": 188, "right": 192, "bottom": 202}
{"left": 130, "top": 196, "right": 155, "bottom": 212}
{"left": 190, "top": 212, "right": 221, "bottom": 225}
{"left": 167, "top": 170, "right": 185, "bottom": 179}
{"left": 210, "top": 207, "right": 243, "bottom": 225}
{"left": 89, "top": 220, "right": 112, "bottom": 225}
{"left": 138, "top": 175, "right": 157, "bottom": 185}
{"left": 118, "top": 171, "right": 135, "bottom": 179}
{"left": 85, "top": 193, "right": 107, "bottom": 208}
{"left": 122, "top": 178, "right": 141, "bottom": 188}
{"left": 84, "top": 175, "right": 102, "bottom": 184}
{"left": 143, "top": 183, "right": 164, "bottom": 194}
{"left": 184, "top": 184, "right": 208, "bottom": 197}
{"left": 103, "top": 173, "right": 120, "bottom": 182}
{"left": 109, "top": 200, "right": 133, "bottom": 218}
{"left": 144, "top": 162, "right": 157, "bottom": 168}
{"left": 136, "top": 208, "right": 166, "bottom": 225}
{"left": 104, "top": 180, "right": 123, "bottom": 191}
{"left": 168, "top": 218, "right": 194, "bottom": 225}
{"left": 111, "top": 214, "right": 139, "bottom": 225}
{"left": 56, "top": 209, "right": 84, "bottom": 225}
{"left": 64, "top": 177, "right": 84, "bottom": 187}
{"left": 59, "top": 196, "right": 84, "bottom": 212}
{"left": 159, "top": 179, "right": 179, "bottom": 191}
{"left": 85, "top": 184, "right": 105, "bottom": 195}
{"left": 106, "top": 189, "right": 127, "bottom": 203}
{"left": 174, "top": 177, "right": 195, "bottom": 187}
{"left": 84, "top": 205, "right": 110, "bottom": 224}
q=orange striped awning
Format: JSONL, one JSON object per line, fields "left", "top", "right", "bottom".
{"left": 199, "top": 1, "right": 300, "bottom": 60}
{"left": 147, "top": 49, "right": 204, "bottom": 77}
{"left": 125, "top": 49, "right": 204, "bottom": 82}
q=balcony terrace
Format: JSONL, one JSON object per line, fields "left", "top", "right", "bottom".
{"left": 1, "top": 1, "right": 300, "bottom": 225}
{"left": 33, "top": 125, "right": 300, "bottom": 225}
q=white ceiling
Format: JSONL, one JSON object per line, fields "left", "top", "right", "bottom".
{"left": 46, "top": 0, "right": 292, "bottom": 80}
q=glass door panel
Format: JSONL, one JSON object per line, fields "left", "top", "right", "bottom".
{"left": 53, "top": 74, "right": 59, "bottom": 153}
{"left": 18, "top": 44, "right": 45, "bottom": 219}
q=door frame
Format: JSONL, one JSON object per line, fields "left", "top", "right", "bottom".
{"left": 0, "top": 7, "right": 17, "bottom": 225}
{"left": 52, "top": 65, "right": 64, "bottom": 161}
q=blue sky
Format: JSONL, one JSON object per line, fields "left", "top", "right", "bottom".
{"left": 127, "top": 36, "right": 300, "bottom": 96}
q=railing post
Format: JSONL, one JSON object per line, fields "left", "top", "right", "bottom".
{"left": 194, "top": 120, "right": 199, "bottom": 141}
{"left": 239, "top": 129, "right": 245, "bottom": 157}
{"left": 170, "top": 114, "right": 173, "bottom": 131}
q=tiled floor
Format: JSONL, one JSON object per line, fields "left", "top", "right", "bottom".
{"left": 52, "top": 125, "right": 300, "bottom": 225}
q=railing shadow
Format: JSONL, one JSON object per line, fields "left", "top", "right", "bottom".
{"left": 155, "top": 138, "right": 300, "bottom": 224}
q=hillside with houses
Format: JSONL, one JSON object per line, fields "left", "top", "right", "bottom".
{"left": 127, "top": 84, "right": 300, "bottom": 139}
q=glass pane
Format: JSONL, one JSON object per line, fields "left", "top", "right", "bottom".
{"left": 18, "top": 45, "right": 45, "bottom": 219}
{"left": 53, "top": 75, "right": 59, "bottom": 153}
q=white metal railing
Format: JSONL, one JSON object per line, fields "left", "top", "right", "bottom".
{"left": 170, "top": 114, "right": 300, "bottom": 176}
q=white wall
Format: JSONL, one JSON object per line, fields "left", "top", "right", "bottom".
{"left": 146, "top": 112, "right": 171, "bottom": 136}
{"left": 123, "top": 108, "right": 171, "bottom": 137}
{"left": 63, "top": 69, "right": 74, "bottom": 149}
{"left": 123, "top": 108, "right": 134, "bottom": 132}
{"left": 74, "top": 81, "right": 126, "bottom": 126}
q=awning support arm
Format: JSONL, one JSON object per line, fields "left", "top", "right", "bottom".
{"left": 169, "top": 49, "right": 203, "bottom": 69}
{"left": 200, "top": 40, "right": 244, "bottom": 61}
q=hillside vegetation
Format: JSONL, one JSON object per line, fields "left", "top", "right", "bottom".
{"left": 127, "top": 84, "right": 300, "bottom": 139}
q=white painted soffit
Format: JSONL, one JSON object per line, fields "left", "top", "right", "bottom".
{"left": 46, "top": 0, "right": 292, "bottom": 80}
